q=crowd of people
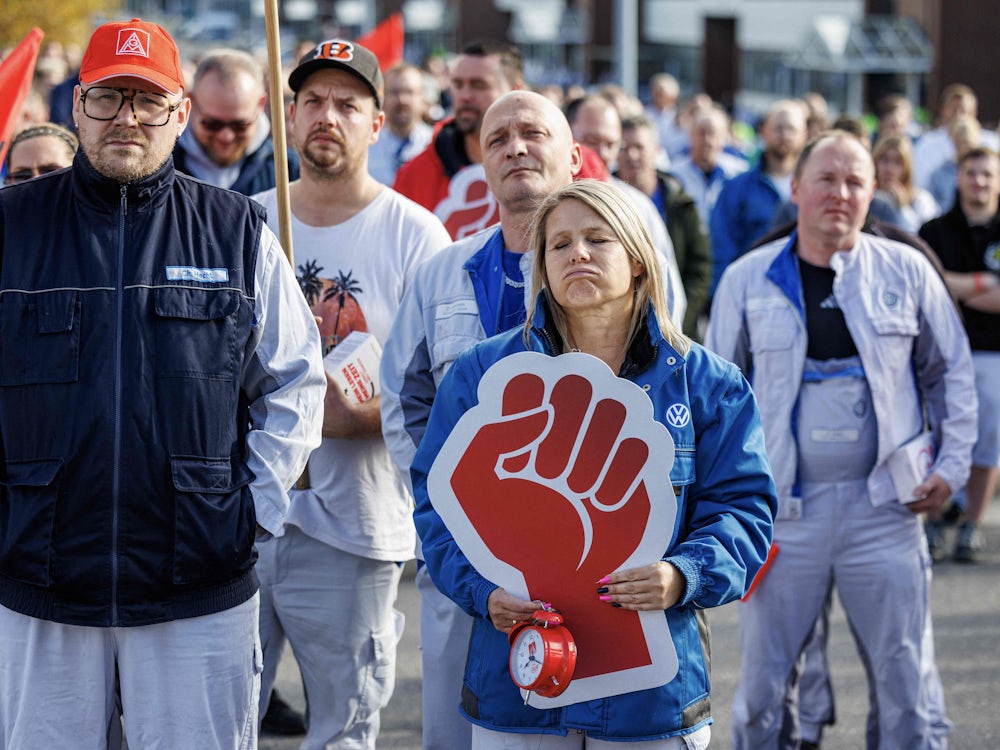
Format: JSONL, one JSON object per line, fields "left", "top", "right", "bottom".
{"left": 1, "top": 15, "right": 997, "bottom": 750}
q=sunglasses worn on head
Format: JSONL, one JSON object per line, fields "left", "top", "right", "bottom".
{"left": 198, "top": 116, "right": 256, "bottom": 134}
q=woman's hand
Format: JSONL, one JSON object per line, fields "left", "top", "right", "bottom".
{"left": 487, "top": 588, "right": 546, "bottom": 634}
{"left": 596, "top": 561, "right": 686, "bottom": 611}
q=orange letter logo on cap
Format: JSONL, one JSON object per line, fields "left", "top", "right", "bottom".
{"left": 314, "top": 40, "right": 354, "bottom": 62}
{"left": 116, "top": 28, "right": 151, "bottom": 57}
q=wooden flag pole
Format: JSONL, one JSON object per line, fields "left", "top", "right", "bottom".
{"left": 263, "top": 0, "right": 294, "bottom": 267}
{"left": 263, "top": 0, "right": 312, "bottom": 490}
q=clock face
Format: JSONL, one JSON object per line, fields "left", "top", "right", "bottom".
{"left": 511, "top": 627, "right": 546, "bottom": 687}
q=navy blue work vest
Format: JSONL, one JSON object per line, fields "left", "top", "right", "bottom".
{"left": 0, "top": 151, "right": 264, "bottom": 627}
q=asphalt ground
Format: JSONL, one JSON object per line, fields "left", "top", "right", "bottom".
{"left": 262, "top": 500, "right": 1000, "bottom": 749}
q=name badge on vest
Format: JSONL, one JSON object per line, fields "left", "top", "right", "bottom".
{"left": 166, "top": 266, "right": 230, "bottom": 283}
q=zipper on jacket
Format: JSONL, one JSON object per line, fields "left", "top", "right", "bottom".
{"left": 111, "top": 184, "right": 127, "bottom": 626}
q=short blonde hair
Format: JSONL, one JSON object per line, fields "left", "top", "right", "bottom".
{"left": 524, "top": 179, "right": 688, "bottom": 355}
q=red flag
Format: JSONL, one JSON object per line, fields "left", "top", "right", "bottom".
{"left": 0, "top": 27, "right": 44, "bottom": 166}
{"left": 356, "top": 13, "right": 404, "bottom": 71}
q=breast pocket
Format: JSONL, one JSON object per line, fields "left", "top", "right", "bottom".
{"left": 154, "top": 286, "right": 240, "bottom": 380}
{"left": 0, "top": 458, "right": 63, "bottom": 586}
{"left": 868, "top": 285, "right": 919, "bottom": 338}
{"left": 430, "top": 303, "right": 483, "bottom": 384}
{"left": 746, "top": 298, "right": 798, "bottom": 352}
{"left": 0, "top": 291, "right": 81, "bottom": 386}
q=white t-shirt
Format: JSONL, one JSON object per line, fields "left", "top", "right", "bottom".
{"left": 253, "top": 186, "right": 451, "bottom": 560}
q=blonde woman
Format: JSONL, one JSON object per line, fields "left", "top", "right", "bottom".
{"left": 873, "top": 134, "right": 940, "bottom": 232}
{"left": 411, "top": 180, "right": 776, "bottom": 748}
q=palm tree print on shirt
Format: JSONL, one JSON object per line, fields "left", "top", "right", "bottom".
{"left": 297, "top": 261, "right": 368, "bottom": 354}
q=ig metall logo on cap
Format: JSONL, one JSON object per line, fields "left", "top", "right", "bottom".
{"left": 117, "top": 29, "right": 150, "bottom": 57}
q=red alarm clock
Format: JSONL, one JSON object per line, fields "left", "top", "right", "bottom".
{"left": 508, "top": 609, "right": 577, "bottom": 698}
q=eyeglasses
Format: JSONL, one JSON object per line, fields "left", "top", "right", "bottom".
{"left": 5, "top": 165, "right": 67, "bottom": 184}
{"left": 197, "top": 116, "right": 256, "bottom": 134}
{"left": 81, "top": 87, "right": 180, "bottom": 127}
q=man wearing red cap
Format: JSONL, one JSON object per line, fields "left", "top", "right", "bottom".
{"left": 0, "top": 19, "right": 326, "bottom": 749}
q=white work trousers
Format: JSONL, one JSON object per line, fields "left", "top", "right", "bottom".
{"left": 416, "top": 562, "right": 474, "bottom": 750}
{"left": 472, "top": 724, "right": 710, "bottom": 749}
{"left": 731, "top": 479, "right": 948, "bottom": 750}
{"left": 257, "top": 526, "right": 404, "bottom": 750}
{"left": 0, "top": 595, "right": 260, "bottom": 750}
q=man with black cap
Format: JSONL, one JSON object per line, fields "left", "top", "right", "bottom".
{"left": 0, "top": 18, "right": 325, "bottom": 749}
{"left": 251, "top": 40, "right": 450, "bottom": 749}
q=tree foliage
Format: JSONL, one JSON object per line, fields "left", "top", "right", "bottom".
{"left": 0, "top": 0, "right": 120, "bottom": 51}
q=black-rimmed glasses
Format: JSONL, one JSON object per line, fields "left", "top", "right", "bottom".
{"left": 81, "top": 87, "right": 181, "bottom": 126}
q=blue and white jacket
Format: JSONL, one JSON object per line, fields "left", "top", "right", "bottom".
{"left": 380, "top": 226, "right": 533, "bottom": 477}
{"left": 409, "top": 300, "right": 777, "bottom": 741}
{"left": 0, "top": 151, "right": 325, "bottom": 627}
{"left": 706, "top": 232, "right": 976, "bottom": 518}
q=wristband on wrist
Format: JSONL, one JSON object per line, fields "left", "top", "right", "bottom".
{"left": 973, "top": 272, "right": 985, "bottom": 294}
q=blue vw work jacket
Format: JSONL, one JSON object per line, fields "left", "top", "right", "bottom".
{"left": 410, "top": 299, "right": 777, "bottom": 741}
{"left": 0, "top": 151, "right": 323, "bottom": 627}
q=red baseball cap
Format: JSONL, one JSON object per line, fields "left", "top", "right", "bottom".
{"left": 80, "top": 18, "right": 184, "bottom": 96}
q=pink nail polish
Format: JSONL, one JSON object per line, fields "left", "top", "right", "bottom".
{"left": 599, "top": 595, "right": 612, "bottom": 602}
{"left": 597, "top": 576, "right": 611, "bottom": 585}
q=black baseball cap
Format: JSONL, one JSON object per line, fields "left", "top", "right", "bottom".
{"left": 288, "top": 39, "right": 383, "bottom": 109}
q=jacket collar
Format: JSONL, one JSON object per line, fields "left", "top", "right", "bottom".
{"left": 72, "top": 148, "right": 176, "bottom": 212}
{"left": 529, "top": 292, "right": 674, "bottom": 377}
{"left": 765, "top": 231, "right": 806, "bottom": 319}
{"left": 433, "top": 119, "right": 472, "bottom": 178}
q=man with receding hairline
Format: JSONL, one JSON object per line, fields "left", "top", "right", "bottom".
{"left": 393, "top": 41, "right": 525, "bottom": 239}
{"left": 708, "top": 132, "right": 975, "bottom": 749}
{"left": 174, "top": 47, "right": 300, "bottom": 195}
{"left": 381, "top": 89, "right": 583, "bottom": 750}
{"left": 567, "top": 94, "right": 687, "bottom": 327}
{"left": 670, "top": 105, "right": 749, "bottom": 224}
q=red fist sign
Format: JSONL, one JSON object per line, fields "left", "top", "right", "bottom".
{"left": 434, "top": 164, "right": 500, "bottom": 239}
{"left": 427, "top": 351, "right": 679, "bottom": 707}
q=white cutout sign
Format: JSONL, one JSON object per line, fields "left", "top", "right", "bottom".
{"left": 428, "top": 350, "right": 679, "bottom": 707}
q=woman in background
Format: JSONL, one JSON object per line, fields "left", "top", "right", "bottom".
{"left": 3, "top": 123, "right": 77, "bottom": 185}
{"left": 873, "top": 134, "right": 941, "bottom": 233}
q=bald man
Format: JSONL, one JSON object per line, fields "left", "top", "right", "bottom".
{"left": 173, "top": 48, "right": 299, "bottom": 196}
{"left": 380, "top": 90, "right": 582, "bottom": 750}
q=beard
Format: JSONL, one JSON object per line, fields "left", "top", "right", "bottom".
{"left": 453, "top": 106, "right": 482, "bottom": 135}
{"left": 297, "top": 130, "right": 360, "bottom": 180}
{"left": 84, "top": 129, "right": 170, "bottom": 183}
